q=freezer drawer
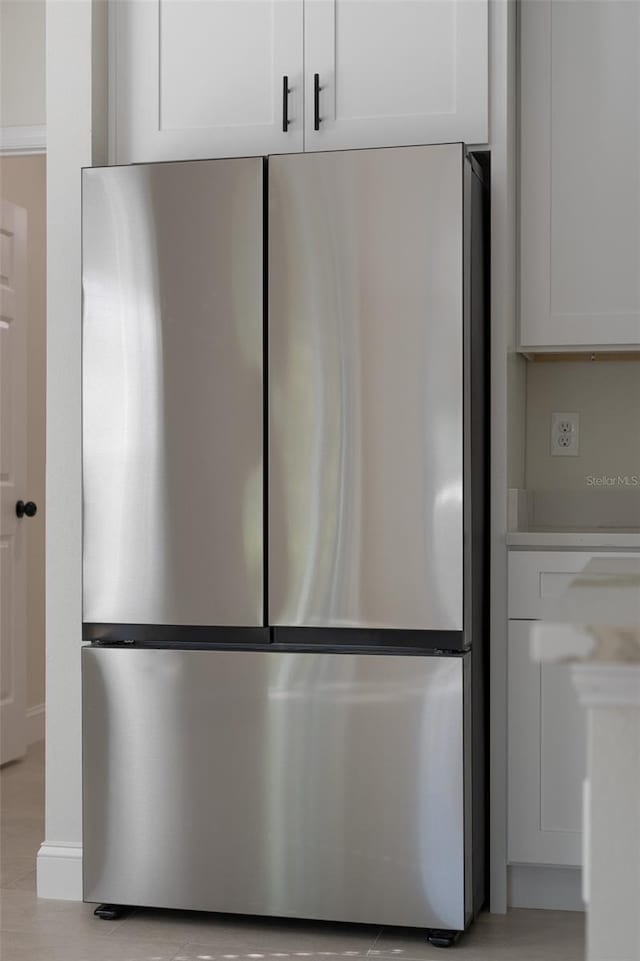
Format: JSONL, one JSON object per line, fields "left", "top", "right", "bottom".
{"left": 82, "top": 159, "right": 264, "bottom": 630}
{"left": 83, "top": 647, "right": 469, "bottom": 930}
{"left": 268, "top": 145, "right": 464, "bottom": 631}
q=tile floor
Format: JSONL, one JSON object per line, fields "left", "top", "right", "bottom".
{"left": 1, "top": 743, "right": 585, "bottom": 961}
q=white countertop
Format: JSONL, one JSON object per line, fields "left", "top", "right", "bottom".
{"left": 507, "top": 530, "right": 640, "bottom": 549}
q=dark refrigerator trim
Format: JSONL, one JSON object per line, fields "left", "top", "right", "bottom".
{"left": 273, "top": 626, "right": 469, "bottom": 652}
{"left": 462, "top": 150, "right": 490, "bottom": 923}
{"left": 82, "top": 624, "right": 271, "bottom": 645}
{"left": 263, "top": 156, "right": 270, "bottom": 630}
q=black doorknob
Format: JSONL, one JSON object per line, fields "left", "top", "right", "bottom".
{"left": 16, "top": 500, "right": 37, "bottom": 519}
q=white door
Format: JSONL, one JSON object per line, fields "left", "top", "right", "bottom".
{"left": 0, "top": 200, "right": 28, "bottom": 765}
{"left": 304, "top": 0, "right": 488, "bottom": 152}
{"left": 112, "top": 0, "right": 304, "bottom": 163}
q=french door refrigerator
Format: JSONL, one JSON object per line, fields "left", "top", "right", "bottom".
{"left": 82, "top": 143, "right": 487, "bottom": 939}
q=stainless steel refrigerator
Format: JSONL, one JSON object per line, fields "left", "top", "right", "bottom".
{"left": 81, "top": 143, "right": 487, "bottom": 941}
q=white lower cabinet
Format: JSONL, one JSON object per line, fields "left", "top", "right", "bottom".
{"left": 507, "top": 547, "right": 640, "bottom": 871}
{"left": 508, "top": 619, "right": 586, "bottom": 867}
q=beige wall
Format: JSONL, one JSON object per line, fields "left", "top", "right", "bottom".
{"left": 0, "top": 153, "right": 46, "bottom": 710}
{"left": 0, "top": 0, "right": 46, "bottom": 128}
{"left": 525, "top": 360, "right": 640, "bottom": 491}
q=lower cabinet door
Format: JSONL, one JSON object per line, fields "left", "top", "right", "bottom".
{"left": 508, "top": 621, "right": 586, "bottom": 866}
{"left": 83, "top": 646, "right": 468, "bottom": 930}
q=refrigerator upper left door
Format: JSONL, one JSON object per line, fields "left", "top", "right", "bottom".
{"left": 82, "top": 159, "right": 264, "bottom": 633}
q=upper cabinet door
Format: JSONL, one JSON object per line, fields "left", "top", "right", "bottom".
{"left": 303, "top": 0, "right": 488, "bottom": 151}
{"left": 112, "top": 0, "right": 303, "bottom": 163}
{"left": 520, "top": 0, "right": 640, "bottom": 350}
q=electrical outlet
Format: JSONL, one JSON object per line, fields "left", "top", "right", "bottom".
{"left": 551, "top": 411, "right": 580, "bottom": 457}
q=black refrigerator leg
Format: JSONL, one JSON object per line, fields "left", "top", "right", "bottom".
{"left": 426, "top": 930, "right": 461, "bottom": 948}
{"left": 93, "top": 904, "right": 128, "bottom": 921}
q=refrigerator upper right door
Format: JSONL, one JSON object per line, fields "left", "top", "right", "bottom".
{"left": 268, "top": 144, "right": 464, "bottom": 631}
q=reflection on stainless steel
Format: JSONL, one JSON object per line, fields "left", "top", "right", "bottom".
{"left": 268, "top": 145, "right": 464, "bottom": 630}
{"left": 83, "top": 648, "right": 466, "bottom": 929}
{"left": 82, "top": 159, "right": 264, "bottom": 626}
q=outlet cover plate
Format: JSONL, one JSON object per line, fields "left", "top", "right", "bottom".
{"left": 551, "top": 411, "right": 580, "bottom": 457}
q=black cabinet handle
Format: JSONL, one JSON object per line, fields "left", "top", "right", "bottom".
{"left": 16, "top": 500, "right": 37, "bottom": 519}
{"left": 282, "top": 75, "right": 290, "bottom": 132}
{"left": 314, "top": 73, "right": 321, "bottom": 131}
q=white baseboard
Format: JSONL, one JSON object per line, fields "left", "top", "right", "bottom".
{"left": 508, "top": 865, "right": 585, "bottom": 912}
{"left": 0, "top": 124, "right": 47, "bottom": 155}
{"left": 36, "top": 843, "right": 83, "bottom": 901}
{"left": 26, "top": 703, "right": 45, "bottom": 744}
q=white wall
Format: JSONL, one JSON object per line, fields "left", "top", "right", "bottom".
{"left": 37, "top": 0, "right": 107, "bottom": 901}
{"left": 0, "top": 0, "right": 45, "bottom": 128}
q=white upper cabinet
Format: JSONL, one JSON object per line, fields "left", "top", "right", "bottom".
{"left": 111, "top": 0, "right": 488, "bottom": 164}
{"left": 303, "top": 0, "right": 488, "bottom": 151}
{"left": 520, "top": 0, "right": 640, "bottom": 350}
{"left": 111, "top": 0, "right": 304, "bottom": 162}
